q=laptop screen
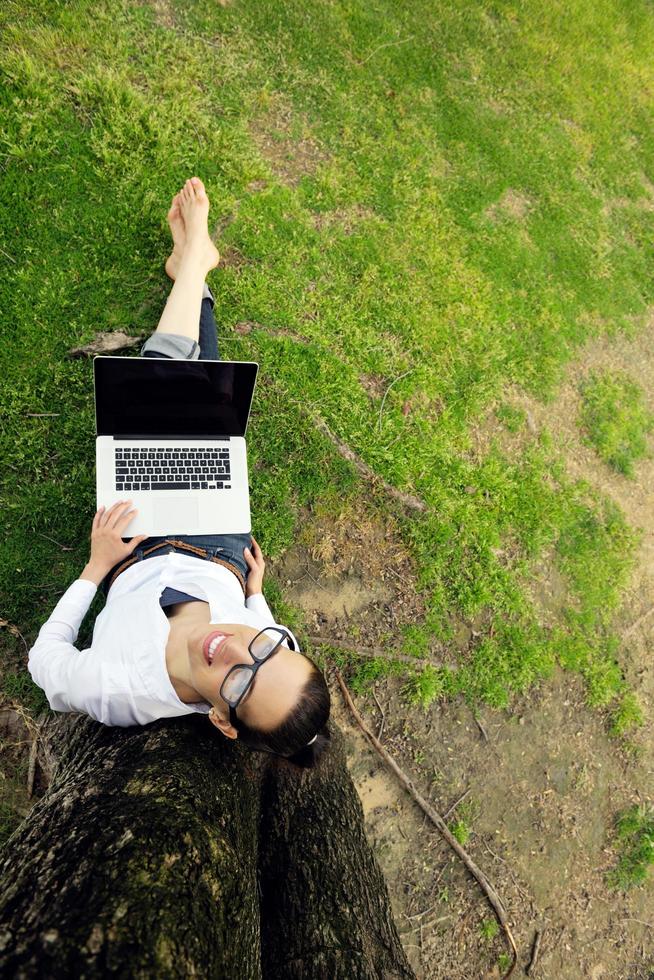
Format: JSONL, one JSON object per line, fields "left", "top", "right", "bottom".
{"left": 94, "top": 357, "right": 259, "bottom": 438}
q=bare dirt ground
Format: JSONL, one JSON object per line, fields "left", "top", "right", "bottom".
{"left": 272, "top": 315, "right": 654, "bottom": 979}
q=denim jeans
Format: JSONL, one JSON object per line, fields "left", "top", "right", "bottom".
{"left": 99, "top": 285, "right": 253, "bottom": 598}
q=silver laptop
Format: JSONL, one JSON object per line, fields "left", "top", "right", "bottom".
{"left": 94, "top": 356, "right": 259, "bottom": 536}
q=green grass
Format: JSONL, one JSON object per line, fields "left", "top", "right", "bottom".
{"left": 1, "top": 0, "right": 654, "bottom": 751}
{"left": 448, "top": 796, "right": 478, "bottom": 847}
{"left": 607, "top": 803, "right": 654, "bottom": 890}
{"left": 479, "top": 917, "right": 500, "bottom": 942}
{"left": 578, "top": 370, "right": 654, "bottom": 477}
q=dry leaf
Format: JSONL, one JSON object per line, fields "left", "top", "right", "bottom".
{"left": 0, "top": 618, "right": 22, "bottom": 640}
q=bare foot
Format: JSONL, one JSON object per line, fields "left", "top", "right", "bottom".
{"left": 164, "top": 192, "right": 186, "bottom": 281}
{"left": 177, "top": 177, "right": 220, "bottom": 272}
{"left": 165, "top": 177, "right": 220, "bottom": 279}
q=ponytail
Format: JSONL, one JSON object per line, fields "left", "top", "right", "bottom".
{"left": 232, "top": 657, "right": 331, "bottom": 768}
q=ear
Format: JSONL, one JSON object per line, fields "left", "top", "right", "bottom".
{"left": 209, "top": 709, "right": 238, "bottom": 740}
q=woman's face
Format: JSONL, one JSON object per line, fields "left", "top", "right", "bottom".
{"left": 183, "top": 621, "right": 314, "bottom": 737}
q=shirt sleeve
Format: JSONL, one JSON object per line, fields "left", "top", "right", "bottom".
{"left": 244, "top": 592, "right": 302, "bottom": 653}
{"left": 27, "top": 578, "right": 108, "bottom": 721}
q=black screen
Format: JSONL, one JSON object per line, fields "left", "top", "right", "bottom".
{"left": 94, "top": 357, "right": 258, "bottom": 437}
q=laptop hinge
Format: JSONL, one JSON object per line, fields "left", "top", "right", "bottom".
{"left": 112, "top": 436, "right": 232, "bottom": 441}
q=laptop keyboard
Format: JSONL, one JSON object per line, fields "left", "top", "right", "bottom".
{"left": 115, "top": 448, "right": 232, "bottom": 491}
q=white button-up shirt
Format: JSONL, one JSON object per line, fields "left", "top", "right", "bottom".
{"left": 27, "top": 552, "right": 300, "bottom": 727}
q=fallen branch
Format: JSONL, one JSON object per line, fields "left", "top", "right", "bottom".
{"left": 264, "top": 373, "right": 427, "bottom": 513}
{"left": 308, "top": 634, "right": 446, "bottom": 668}
{"left": 334, "top": 667, "right": 518, "bottom": 979}
{"left": 66, "top": 331, "right": 146, "bottom": 358}
{"left": 307, "top": 410, "right": 427, "bottom": 512}
{"left": 526, "top": 928, "right": 543, "bottom": 975}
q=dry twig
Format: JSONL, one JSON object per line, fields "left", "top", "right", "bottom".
{"left": 526, "top": 928, "right": 543, "bottom": 975}
{"left": 36, "top": 531, "right": 74, "bottom": 552}
{"left": 624, "top": 605, "right": 654, "bottom": 638}
{"left": 475, "top": 716, "right": 489, "bottom": 742}
{"left": 377, "top": 369, "right": 414, "bottom": 432}
{"left": 371, "top": 686, "right": 386, "bottom": 741}
{"left": 443, "top": 787, "right": 471, "bottom": 822}
{"left": 335, "top": 667, "right": 518, "bottom": 978}
{"left": 359, "top": 35, "right": 416, "bottom": 65}
{"left": 304, "top": 406, "right": 427, "bottom": 512}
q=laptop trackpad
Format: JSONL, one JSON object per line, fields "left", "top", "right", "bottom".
{"left": 153, "top": 497, "right": 199, "bottom": 530}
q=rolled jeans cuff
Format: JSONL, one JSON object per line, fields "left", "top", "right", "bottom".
{"left": 140, "top": 333, "right": 201, "bottom": 359}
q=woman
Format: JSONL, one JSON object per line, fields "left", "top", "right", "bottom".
{"left": 27, "top": 177, "right": 331, "bottom": 769}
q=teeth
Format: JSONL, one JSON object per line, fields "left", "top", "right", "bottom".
{"left": 207, "top": 634, "right": 227, "bottom": 663}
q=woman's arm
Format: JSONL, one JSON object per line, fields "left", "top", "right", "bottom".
{"left": 28, "top": 578, "right": 106, "bottom": 719}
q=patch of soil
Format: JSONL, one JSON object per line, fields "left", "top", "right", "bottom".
{"left": 273, "top": 349, "right": 654, "bottom": 979}
{"left": 309, "top": 204, "right": 378, "bottom": 234}
{"left": 248, "top": 93, "right": 330, "bottom": 188}
{"left": 145, "top": 0, "right": 177, "bottom": 29}
{"left": 483, "top": 188, "right": 535, "bottom": 223}
{"left": 272, "top": 500, "right": 428, "bottom": 649}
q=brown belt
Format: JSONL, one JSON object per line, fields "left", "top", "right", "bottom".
{"left": 106, "top": 538, "right": 246, "bottom": 597}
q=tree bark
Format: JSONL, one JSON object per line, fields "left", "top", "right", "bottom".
{"left": 259, "top": 726, "right": 415, "bottom": 980}
{"left": 0, "top": 714, "right": 414, "bottom": 980}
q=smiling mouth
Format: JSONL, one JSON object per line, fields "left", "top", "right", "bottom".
{"left": 203, "top": 631, "right": 231, "bottom": 665}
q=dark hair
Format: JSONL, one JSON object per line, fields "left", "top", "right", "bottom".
{"left": 232, "top": 656, "right": 331, "bottom": 769}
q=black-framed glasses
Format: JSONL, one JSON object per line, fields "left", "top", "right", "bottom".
{"left": 220, "top": 627, "right": 296, "bottom": 732}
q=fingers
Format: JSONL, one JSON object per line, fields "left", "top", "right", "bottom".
{"left": 97, "top": 500, "right": 137, "bottom": 529}
{"left": 243, "top": 536, "right": 264, "bottom": 567}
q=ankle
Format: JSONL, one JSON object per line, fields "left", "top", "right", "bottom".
{"left": 178, "top": 247, "right": 213, "bottom": 276}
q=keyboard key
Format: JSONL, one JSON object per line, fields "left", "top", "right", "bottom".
{"left": 201, "top": 482, "right": 208, "bottom": 489}
{"left": 191, "top": 482, "right": 201, "bottom": 488}
{"left": 152, "top": 482, "right": 191, "bottom": 489}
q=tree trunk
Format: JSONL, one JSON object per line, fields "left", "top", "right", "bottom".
{"left": 0, "top": 714, "right": 414, "bottom": 980}
{"left": 259, "top": 725, "right": 415, "bottom": 980}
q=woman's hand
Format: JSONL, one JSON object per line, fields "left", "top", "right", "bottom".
{"left": 244, "top": 534, "right": 266, "bottom": 596}
{"left": 90, "top": 500, "right": 149, "bottom": 572}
